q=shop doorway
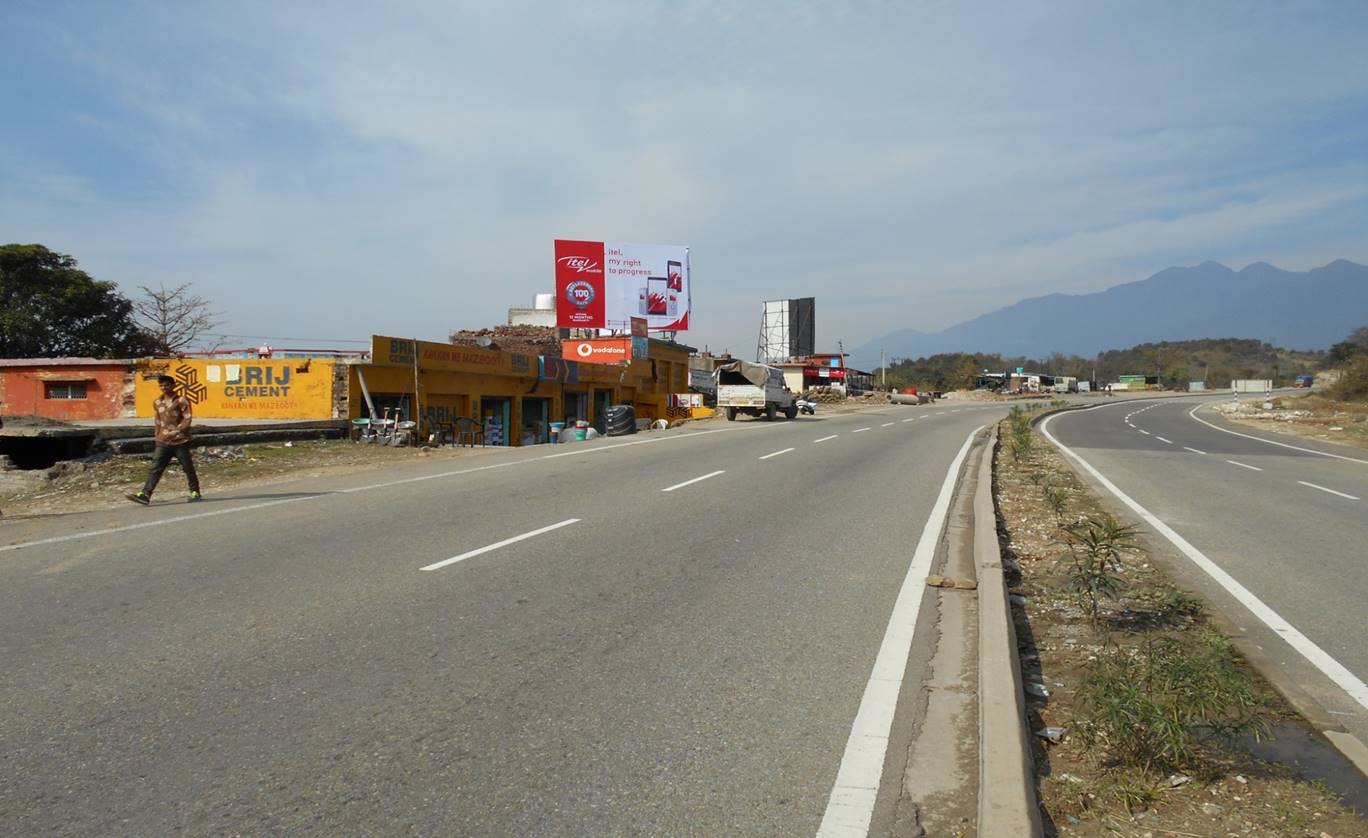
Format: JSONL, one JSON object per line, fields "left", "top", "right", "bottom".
{"left": 481, "top": 397, "right": 511, "bottom": 446}
{"left": 521, "top": 397, "right": 550, "bottom": 445}
{"left": 564, "top": 391, "right": 589, "bottom": 426}
{"left": 593, "top": 389, "right": 613, "bottom": 434}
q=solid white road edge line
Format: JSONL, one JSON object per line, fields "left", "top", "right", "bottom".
{"left": 759, "top": 448, "right": 795, "bottom": 460}
{"left": 421, "top": 518, "right": 580, "bottom": 571}
{"left": 1188, "top": 405, "right": 1368, "bottom": 464}
{"left": 0, "top": 424, "right": 764, "bottom": 554}
{"left": 817, "top": 427, "right": 983, "bottom": 837}
{"left": 1039, "top": 414, "right": 1368, "bottom": 711}
{"left": 1226, "top": 459, "right": 1262, "bottom": 472}
{"left": 1297, "top": 481, "right": 1361, "bottom": 501}
{"left": 814, "top": 435, "right": 839, "bottom": 443}
{"left": 661, "top": 470, "right": 726, "bottom": 492}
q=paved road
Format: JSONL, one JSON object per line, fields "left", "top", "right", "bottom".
{"left": 1044, "top": 396, "right": 1368, "bottom": 746}
{"left": 0, "top": 402, "right": 1007, "bottom": 835}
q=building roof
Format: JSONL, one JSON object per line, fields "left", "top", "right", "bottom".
{"left": 0, "top": 357, "right": 131, "bottom": 368}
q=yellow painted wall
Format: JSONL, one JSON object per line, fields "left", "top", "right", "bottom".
{"left": 351, "top": 361, "right": 621, "bottom": 446}
{"left": 135, "top": 358, "right": 336, "bottom": 420}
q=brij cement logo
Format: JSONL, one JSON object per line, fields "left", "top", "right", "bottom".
{"left": 557, "top": 255, "right": 602, "bottom": 274}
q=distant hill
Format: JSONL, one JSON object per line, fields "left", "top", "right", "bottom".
{"left": 851, "top": 260, "right": 1368, "bottom": 368}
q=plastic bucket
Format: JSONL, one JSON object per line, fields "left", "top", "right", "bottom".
{"left": 549, "top": 422, "right": 565, "bottom": 444}
{"left": 573, "top": 427, "right": 588, "bottom": 441}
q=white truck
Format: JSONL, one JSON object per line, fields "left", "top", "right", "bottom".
{"left": 715, "top": 360, "right": 798, "bottom": 421}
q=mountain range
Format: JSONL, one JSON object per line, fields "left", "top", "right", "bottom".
{"left": 850, "top": 259, "right": 1368, "bottom": 368}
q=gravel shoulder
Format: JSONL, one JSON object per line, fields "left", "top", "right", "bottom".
{"left": 1215, "top": 393, "right": 1368, "bottom": 451}
{"left": 0, "top": 440, "right": 495, "bottom": 520}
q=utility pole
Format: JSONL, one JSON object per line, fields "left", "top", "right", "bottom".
{"left": 880, "top": 349, "right": 885, "bottom": 388}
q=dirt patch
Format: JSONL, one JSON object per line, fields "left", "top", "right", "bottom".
{"left": 1213, "top": 393, "right": 1368, "bottom": 451}
{"left": 0, "top": 440, "right": 494, "bottom": 519}
{"left": 995, "top": 408, "right": 1366, "bottom": 836}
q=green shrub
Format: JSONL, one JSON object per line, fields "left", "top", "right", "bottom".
{"left": 1073, "top": 631, "right": 1269, "bottom": 774}
{"left": 1057, "top": 513, "right": 1141, "bottom": 625}
{"left": 1328, "top": 356, "right": 1368, "bottom": 402}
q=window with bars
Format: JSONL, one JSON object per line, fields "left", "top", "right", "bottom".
{"left": 44, "top": 381, "right": 88, "bottom": 400}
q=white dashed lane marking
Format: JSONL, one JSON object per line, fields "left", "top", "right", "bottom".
{"left": 1297, "top": 481, "right": 1360, "bottom": 501}
{"left": 421, "top": 519, "right": 580, "bottom": 571}
{"left": 661, "top": 470, "right": 726, "bottom": 492}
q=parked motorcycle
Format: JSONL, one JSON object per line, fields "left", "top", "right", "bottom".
{"left": 796, "top": 394, "right": 817, "bottom": 415}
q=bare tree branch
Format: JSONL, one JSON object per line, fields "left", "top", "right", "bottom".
{"left": 132, "top": 283, "right": 221, "bottom": 354}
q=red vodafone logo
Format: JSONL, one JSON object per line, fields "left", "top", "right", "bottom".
{"left": 568, "top": 341, "right": 628, "bottom": 360}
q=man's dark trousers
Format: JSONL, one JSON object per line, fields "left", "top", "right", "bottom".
{"left": 142, "top": 443, "right": 200, "bottom": 496}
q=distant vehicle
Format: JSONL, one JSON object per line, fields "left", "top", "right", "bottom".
{"left": 796, "top": 394, "right": 817, "bottom": 415}
{"left": 715, "top": 360, "right": 798, "bottom": 421}
{"left": 1294, "top": 375, "right": 1314, "bottom": 388}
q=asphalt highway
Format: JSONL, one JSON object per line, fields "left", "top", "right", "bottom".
{"left": 1044, "top": 396, "right": 1368, "bottom": 747}
{"left": 0, "top": 402, "right": 1008, "bottom": 835}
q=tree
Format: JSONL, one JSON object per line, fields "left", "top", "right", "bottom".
{"left": 1326, "top": 326, "right": 1368, "bottom": 366}
{"left": 133, "top": 283, "right": 221, "bottom": 354}
{"left": 0, "top": 244, "right": 156, "bottom": 358}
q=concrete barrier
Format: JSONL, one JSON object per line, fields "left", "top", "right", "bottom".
{"left": 976, "top": 428, "right": 1043, "bottom": 835}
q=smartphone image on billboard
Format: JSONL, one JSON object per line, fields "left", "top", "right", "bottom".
{"left": 667, "top": 260, "right": 683, "bottom": 291}
{"left": 647, "top": 277, "right": 667, "bottom": 315}
{"left": 638, "top": 283, "right": 648, "bottom": 316}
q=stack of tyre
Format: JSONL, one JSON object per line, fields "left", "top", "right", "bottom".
{"left": 604, "top": 405, "right": 637, "bottom": 436}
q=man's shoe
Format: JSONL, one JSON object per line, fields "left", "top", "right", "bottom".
{"left": 125, "top": 492, "right": 151, "bottom": 506}
{"left": 188, "top": 491, "right": 203, "bottom": 502}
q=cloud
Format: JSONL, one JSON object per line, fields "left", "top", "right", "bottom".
{"left": 1, "top": 1, "right": 1366, "bottom": 352}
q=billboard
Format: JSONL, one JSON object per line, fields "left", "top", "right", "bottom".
{"left": 555, "top": 240, "right": 691, "bottom": 331}
{"left": 563, "top": 338, "right": 633, "bottom": 363}
{"left": 789, "top": 297, "right": 815, "bottom": 358}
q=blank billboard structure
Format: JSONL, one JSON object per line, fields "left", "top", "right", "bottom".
{"left": 789, "top": 297, "right": 814, "bottom": 358}
{"left": 758, "top": 298, "right": 816, "bottom": 362}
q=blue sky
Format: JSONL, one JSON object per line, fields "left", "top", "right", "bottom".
{"left": 3, "top": 1, "right": 1366, "bottom": 355}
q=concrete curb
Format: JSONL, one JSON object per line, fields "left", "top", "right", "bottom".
{"left": 975, "top": 427, "right": 1044, "bottom": 836}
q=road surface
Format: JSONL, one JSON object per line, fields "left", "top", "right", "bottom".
{"left": 0, "top": 402, "right": 1007, "bottom": 835}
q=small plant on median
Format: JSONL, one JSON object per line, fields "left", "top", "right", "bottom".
{"left": 1073, "top": 630, "right": 1270, "bottom": 775}
{"left": 1008, "top": 407, "right": 1035, "bottom": 460}
{"left": 1042, "top": 480, "right": 1069, "bottom": 522}
{"left": 1056, "top": 512, "right": 1141, "bottom": 625}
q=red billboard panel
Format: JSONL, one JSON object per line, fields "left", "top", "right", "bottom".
{"left": 555, "top": 240, "right": 607, "bottom": 328}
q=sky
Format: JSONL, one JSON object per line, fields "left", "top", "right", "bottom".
{"left": 3, "top": 1, "right": 1367, "bottom": 356}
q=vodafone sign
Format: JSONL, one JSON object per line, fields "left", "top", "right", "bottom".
{"left": 563, "top": 339, "right": 632, "bottom": 363}
{"left": 555, "top": 239, "right": 690, "bottom": 331}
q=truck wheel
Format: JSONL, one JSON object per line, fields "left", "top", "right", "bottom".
{"left": 726, "top": 407, "right": 737, "bottom": 422}
{"left": 785, "top": 404, "right": 798, "bottom": 420}
{"left": 765, "top": 403, "right": 776, "bottom": 421}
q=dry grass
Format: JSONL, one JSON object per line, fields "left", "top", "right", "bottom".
{"left": 994, "top": 419, "right": 1366, "bottom": 836}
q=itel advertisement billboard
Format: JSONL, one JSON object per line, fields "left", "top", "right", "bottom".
{"left": 555, "top": 240, "right": 691, "bottom": 331}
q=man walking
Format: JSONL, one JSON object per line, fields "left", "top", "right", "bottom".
{"left": 126, "top": 375, "right": 202, "bottom": 505}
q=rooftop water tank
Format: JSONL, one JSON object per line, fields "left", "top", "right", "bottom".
{"left": 534, "top": 293, "right": 555, "bottom": 310}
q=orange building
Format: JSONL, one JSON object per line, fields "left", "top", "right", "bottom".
{"left": 0, "top": 358, "right": 130, "bottom": 421}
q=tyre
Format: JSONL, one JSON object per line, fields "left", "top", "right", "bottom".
{"left": 726, "top": 407, "right": 737, "bottom": 422}
{"left": 765, "top": 403, "right": 776, "bottom": 421}
{"left": 785, "top": 404, "right": 798, "bottom": 420}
